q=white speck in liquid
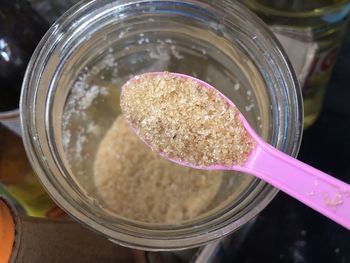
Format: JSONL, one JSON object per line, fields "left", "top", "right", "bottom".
{"left": 245, "top": 104, "right": 254, "bottom": 112}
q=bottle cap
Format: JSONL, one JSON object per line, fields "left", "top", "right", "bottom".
{"left": 0, "top": 199, "right": 15, "bottom": 263}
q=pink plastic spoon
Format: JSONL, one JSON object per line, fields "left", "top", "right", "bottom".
{"left": 121, "top": 72, "right": 350, "bottom": 230}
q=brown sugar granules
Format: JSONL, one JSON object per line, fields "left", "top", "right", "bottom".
{"left": 121, "top": 72, "right": 255, "bottom": 167}
{"left": 93, "top": 115, "right": 223, "bottom": 223}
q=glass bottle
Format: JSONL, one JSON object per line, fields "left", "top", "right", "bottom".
{"left": 243, "top": 0, "right": 350, "bottom": 129}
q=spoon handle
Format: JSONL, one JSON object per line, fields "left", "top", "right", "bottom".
{"left": 245, "top": 143, "right": 350, "bottom": 230}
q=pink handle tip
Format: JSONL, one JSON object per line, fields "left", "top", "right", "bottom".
{"left": 242, "top": 141, "right": 350, "bottom": 230}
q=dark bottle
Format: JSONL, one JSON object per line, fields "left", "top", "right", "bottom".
{"left": 0, "top": 3, "right": 62, "bottom": 218}
{"left": 0, "top": 0, "right": 49, "bottom": 112}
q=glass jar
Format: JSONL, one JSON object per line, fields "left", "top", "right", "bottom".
{"left": 20, "top": 0, "right": 303, "bottom": 250}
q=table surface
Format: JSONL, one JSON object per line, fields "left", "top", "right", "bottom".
{"left": 233, "top": 24, "right": 350, "bottom": 263}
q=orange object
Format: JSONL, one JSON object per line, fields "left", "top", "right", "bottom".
{"left": 0, "top": 200, "right": 15, "bottom": 263}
